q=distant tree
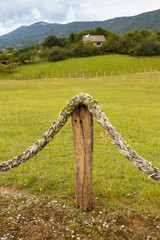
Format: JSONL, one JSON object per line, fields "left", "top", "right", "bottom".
{"left": 134, "top": 37, "right": 160, "bottom": 56}
{"left": 0, "top": 62, "right": 15, "bottom": 73}
{"left": 41, "top": 35, "right": 61, "bottom": 49}
{"left": 119, "top": 30, "right": 160, "bottom": 55}
{"left": 82, "top": 41, "right": 100, "bottom": 56}
{"left": 75, "top": 29, "right": 95, "bottom": 42}
{"left": 119, "top": 31, "right": 141, "bottom": 54}
{"left": 38, "top": 48, "right": 52, "bottom": 61}
{"left": 4, "top": 46, "right": 16, "bottom": 54}
{"left": 0, "top": 53, "right": 9, "bottom": 61}
{"left": 95, "top": 27, "right": 110, "bottom": 37}
{"left": 140, "top": 29, "right": 154, "bottom": 38}
{"left": 156, "top": 32, "right": 160, "bottom": 41}
{"left": 48, "top": 46, "right": 66, "bottom": 62}
{"left": 69, "top": 32, "right": 75, "bottom": 43}
{"left": 100, "top": 42, "right": 109, "bottom": 54}
{"left": 106, "top": 33, "right": 120, "bottom": 53}
{"left": 9, "top": 45, "right": 39, "bottom": 64}
{"left": 69, "top": 41, "right": 84, "bottom": 57}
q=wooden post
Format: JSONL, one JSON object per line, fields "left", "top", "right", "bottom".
{"left": 71, "top": 104, "right": 93, "bottom": 211}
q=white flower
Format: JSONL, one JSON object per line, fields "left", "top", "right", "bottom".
{"left": 120, "top": 225, "right": 125, "bottom": 230}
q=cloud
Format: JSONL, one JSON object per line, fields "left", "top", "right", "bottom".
{"left": 0, "top": 0, "right": 159, "bottom": 36}
{"left": 32, "top": 8, "right": 41, "bottom": 20}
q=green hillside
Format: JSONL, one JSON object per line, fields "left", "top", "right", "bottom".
{"left": 1, "top": 54, "right": 160, "bottom": 79}
{"left": 0, "top": 9, "right": 160, "bottom": 49}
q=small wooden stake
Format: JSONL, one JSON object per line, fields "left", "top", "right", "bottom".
{"left": 71, "top": 104, "right": 93, "bottom": 211}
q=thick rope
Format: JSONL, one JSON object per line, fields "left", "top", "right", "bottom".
{"left": 0, "top": 93, "right": 160, "bottom": 181}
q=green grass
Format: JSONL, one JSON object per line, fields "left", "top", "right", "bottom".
{"left": 1, "top": 54, "right": 160, "bottom": 79}
{"left": 0, "top": 71, "right": 160, "bottom": 213}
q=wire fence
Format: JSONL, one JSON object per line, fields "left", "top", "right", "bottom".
{"left": 0, "top": 66, "right": 159, "bottom": 80}
{"left": 0, "top": 113, "right": 160, "bottom": 207}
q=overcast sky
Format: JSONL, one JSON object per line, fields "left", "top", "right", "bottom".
{"left": 0, "top": 0, "right": 159, "bottom": 36}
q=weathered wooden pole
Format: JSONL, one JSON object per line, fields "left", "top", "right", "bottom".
{"left": 71, "top": 104, "right": 93, "bottom": 211}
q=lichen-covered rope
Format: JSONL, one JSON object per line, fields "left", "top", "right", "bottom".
{"left": 0, "top": 93, "right": 160, "bottom": 181}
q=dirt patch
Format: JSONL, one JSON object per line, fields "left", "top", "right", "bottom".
{"left": 0, "top": 186, "right": 159, "bottom": 240}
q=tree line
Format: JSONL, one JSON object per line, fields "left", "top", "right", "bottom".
{"left": 0, "top": 27, "right": 160, "bottom": 73}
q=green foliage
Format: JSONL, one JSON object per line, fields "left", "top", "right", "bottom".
{"left": 0, "top": 63, "right": 15, "bottom": 73}
{"left": 0, "top": 9, "right": 160, "bottom": 50}
{"left": 95, "top": 27, "right": 110, "bottom": 37}
{"left": 10, "top": 44, "right": 39, "bottom": 64}
{"left": 38, "top": 48, "right": 52, "bottom": 61}
{"left": 0, "top": 53, "right": 9, "bottom": 61}
{"left": 119, "top": 30, "right": 160, "bottom": 56}
{"left": 106, "top": 33, "right": 120, "bottom": 53}
{"left": 133, "top": 37, "right": 160, "bottom": 56}
{"left": 48, "top": 46, "right": 66, "bottom": 62}
{"left": 42, "top": 35, "right": 62, "bottom": 49}
{"left": 68, "top": 41, "right": 88, "bottom": 57}
{"left": 1, "top": 28, "right": 160, "bottom": 67}
{"left": 69, "top": 32, "right": 75, "bottom": 43}
{"left": 4, "top": 46, "right": 16, "bottom": 54}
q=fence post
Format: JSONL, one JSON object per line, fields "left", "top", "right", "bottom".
{"left": 71, "top": 104, "right": 93, "bottom": 211}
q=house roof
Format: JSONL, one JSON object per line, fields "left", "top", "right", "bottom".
{"left": 83, "top": 35, "right": 106, "bottom": 43}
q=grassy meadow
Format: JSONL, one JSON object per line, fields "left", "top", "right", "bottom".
{"left": 0, "top": 59, "right": 160, "bottom": 214}
{"left": 1, "top": 54, "right": 160, "bottom": 79}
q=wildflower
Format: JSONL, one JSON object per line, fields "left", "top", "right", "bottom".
{"left": 97, "top": 226, "right": 102, "bottom": 232}
{"left": 91, "top": 217, "right": 95, "bottom": 223}
{"left": 120, "top": 225, "right": 125, "bottom": 230}
{"left": 103, "top": 221, "right": 107, "bottom": 227}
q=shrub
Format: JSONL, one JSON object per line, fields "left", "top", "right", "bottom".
{"left": 0, "top": 63, "right": 15, "bottom": 73}
{"left": 48, "top": 46, "right": 66, "bottom": 62}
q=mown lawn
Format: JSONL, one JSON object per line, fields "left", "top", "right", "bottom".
{"left": 0, "top": 72, "right": 160, "bottom": 214}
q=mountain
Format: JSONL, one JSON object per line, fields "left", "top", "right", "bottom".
{"left": 0, "top": 9, "right": 160, "bottom": 50}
